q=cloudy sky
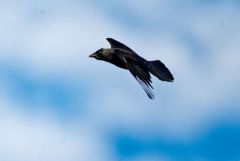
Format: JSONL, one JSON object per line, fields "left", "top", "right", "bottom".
{"left": 0, "top": 0, "right": 240, "bottom": 161}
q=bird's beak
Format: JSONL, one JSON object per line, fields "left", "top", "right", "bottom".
{"left": 89, "top": 53, "right": 98, "bottom": 58}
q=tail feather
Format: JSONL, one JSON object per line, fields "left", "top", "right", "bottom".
{"left": 148, "top": 60, "right": 174, "bottom": 82}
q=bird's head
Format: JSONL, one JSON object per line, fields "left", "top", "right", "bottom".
{"left": 89, "top": 48, "right": 104, "bottom": 60}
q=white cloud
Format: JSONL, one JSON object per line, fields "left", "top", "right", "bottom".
{"left": 0, "top": 94, "right": 114, "bottom": 161}
{"left": 0, "top": 1, "right": 126, "bottom": 78}
{"left": 122, "top": 0, "right": 168, "bottom": 19}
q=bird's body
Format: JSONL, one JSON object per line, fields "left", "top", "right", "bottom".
{"left": 89, "top": 38, "right": 174, "bottom": 99}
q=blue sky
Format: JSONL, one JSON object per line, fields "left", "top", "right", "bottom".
{"left": 0, "top": 0, "right": 240, "bottom": 161}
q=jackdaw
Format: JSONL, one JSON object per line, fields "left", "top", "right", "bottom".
{"left": 89, "top": 38, "right": 174, "bottom": 99}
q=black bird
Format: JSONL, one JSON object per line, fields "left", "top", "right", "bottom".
{"left": 89, "top": 38, "right": 174, "bottom": 99}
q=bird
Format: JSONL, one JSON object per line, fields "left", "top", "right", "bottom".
{"left": 89, "top": 38, "right": 174, "bottom": 99}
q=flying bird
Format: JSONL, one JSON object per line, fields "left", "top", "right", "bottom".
{"left": 89, "top": 38, "right": 174, "bottom": 99}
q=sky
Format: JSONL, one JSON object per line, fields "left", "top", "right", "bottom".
{"left": 0, "top": 0, "right": 240, "bottom": 161}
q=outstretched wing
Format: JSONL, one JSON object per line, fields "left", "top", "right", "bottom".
{"left": 106, "top": 38, "right": 135, "bottom": 52}
{"left": 119, "top": 55, "right": 155, "bottom": 99}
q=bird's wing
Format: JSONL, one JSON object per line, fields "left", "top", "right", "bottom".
{"left": 120, "top": 56, "right": 155, "bottom": 99}
{"left": 106, "top": 38, "right": 135, "bottom": 52}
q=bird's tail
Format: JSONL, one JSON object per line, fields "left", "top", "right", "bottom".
{"left": 148, "top": 60, "right": 174, "bottom": 82}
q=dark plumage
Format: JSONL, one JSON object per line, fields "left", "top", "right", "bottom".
{"left": 89, "top": 38, "right": 174, "bottom": 99}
